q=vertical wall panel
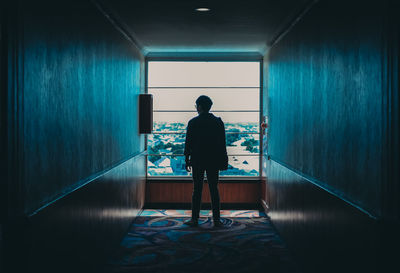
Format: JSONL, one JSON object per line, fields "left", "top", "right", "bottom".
{"left": 266, "top": 160, "right": 378, "bottom": 273}
{"left": 263, "top": 0, "right": 398, "bottom": 272}
{"left": 4, "top": 0, "right": 147, "bottom": 272}
{"left": 18, "top": 0, "right": 145, "bottom": 214}
{"left": 28, "top": 153, "right": 146, "bottom": 272}
{"left": 266, "top": 0, "right": 385, "bottom": 217}
{"left": 0, "top": 1, "right": 7, "bottom": 223}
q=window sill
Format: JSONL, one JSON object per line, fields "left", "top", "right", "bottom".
{"left": 146, "top": 176, "right": 262, "bottom": 183}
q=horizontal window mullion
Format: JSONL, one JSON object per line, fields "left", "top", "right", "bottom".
{"left": 151, "top": 132, "right": 186, "bottom": 134}
{"left": 147, "top": 154, "right": 184, "bottom": 156}
{"left": 148, "top": 86, "right": 260, "bottom": 89}
{"left": 153, "top": 110, "right": 260, "bottom": 113}
{"left": 147, "top": 154, "right": 259, "bottom": 156}
{"left": 151, "top": 132, "right": 259, "bottom": 134}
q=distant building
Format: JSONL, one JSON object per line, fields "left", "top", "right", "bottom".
{"left": 148, "top": 122, "right": 260, "bottom": 176}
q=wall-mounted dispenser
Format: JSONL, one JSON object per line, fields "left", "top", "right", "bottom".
{"left": 139, "top": 94, "right": 153, "bottom": 134}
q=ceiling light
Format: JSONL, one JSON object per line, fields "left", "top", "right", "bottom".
{"left": 195, "top": 7, "right": 210, "bottom": 12}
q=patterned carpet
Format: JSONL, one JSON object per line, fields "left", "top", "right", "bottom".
{"left": 107, "top": 210, "right": 300, "bottom": 273}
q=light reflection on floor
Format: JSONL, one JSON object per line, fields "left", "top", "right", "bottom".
{"left": 139, "top": 209, "right": 264, "bottom": 218}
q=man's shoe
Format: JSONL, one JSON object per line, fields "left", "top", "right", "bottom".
{"left": 184, "top": 219, "right": 198, "bottom": 227}
{"left": 214, "top": 219, "right": 223, "bottom": 227}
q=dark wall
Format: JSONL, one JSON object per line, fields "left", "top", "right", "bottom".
{"left": 17, "top": 0, "right": 145, "bottom": 214}
{"left": 28, "top": 154, "right": 146, "bottom": 273}
{"left": 266, "top": 0, "right": 388, "bottom": 217}
{"left": 1, "top": 2, "right": 6, "bottom": 223}
{"left": 263, "top": 0, "right": 399, "bottom": 272}
{"left": 266, "top": 160, "right": 379, "bottom": 273}
{"left": 0, "top": 3, "right": 6, "bottom": 272}
{"left": 4, "top": 0, "right": 147, "bottom": 272}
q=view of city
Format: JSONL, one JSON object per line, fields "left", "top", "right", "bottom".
{"left": 147, "top": 122, "right": 260, "bottom": 176}
{"left": 147, "top": 61, "right": 261, "bottom": 177}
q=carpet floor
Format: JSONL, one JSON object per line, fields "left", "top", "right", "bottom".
{"left": 107, "top": 209, "right": 300, "bottom": 273}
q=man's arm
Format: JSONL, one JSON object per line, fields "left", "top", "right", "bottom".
{"left": 184, "top": 121, "right": 192, "bottom": 172}
{"left": 219, "top": 118, "right": 228, "bottom": 170}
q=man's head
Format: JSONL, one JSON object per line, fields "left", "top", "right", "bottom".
{"left": 195, "top": 95, "right": 213, "bottom": 113}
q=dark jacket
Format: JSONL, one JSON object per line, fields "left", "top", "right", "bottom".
{"left": 184, "top": 112, "right": 228, "bottom": 170}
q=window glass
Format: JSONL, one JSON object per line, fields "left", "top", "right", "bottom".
{"left": 148, "top": 133, "right": 259, "bottom": 155}
{"left": 226, "top": 134, "right": 260, "bottom": 154}
{"left": 153, "top": 112, "right": 259, "bottom": 133}
{"left": 148, "top": 134, "right": 186, "bottom": 155}
{"left": 220, "top": 156, "right": 259, "bottom": 176}
{"left": 147, "top": 155, "right": 259, "bottom": 177}
{"left": 148, "top": 155, "right": 188, "bottom": 176}
{"left": 149, "top": 88, "right": 259, "bottom": 111}
{"left": 147, "top": 61, "right": 260, "bottom": 177}
{"left": 148, "top": 62, "right": 260, "bottom": 87}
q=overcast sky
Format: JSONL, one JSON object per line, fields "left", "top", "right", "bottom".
{"left": 148, "top": 62, "right": 260, "bottom": 123}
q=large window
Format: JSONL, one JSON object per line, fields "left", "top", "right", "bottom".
{"left": 147, "top": 61, "right": 260, "bottom": 177}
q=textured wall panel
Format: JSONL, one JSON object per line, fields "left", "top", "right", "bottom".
{"left": 262, "top": 1, "right": 399, "bottom": 272}
{"left": 3, "top": 1, "right": 147, "bottom": 272}
{"left": 27, "top": 153, "right": 146, "bottom": 272}
{"left": 266, "top": 0, "right": 386, "bottom": 216}
{"left": 266, "top": 160, "right": 378, "bottom": 273}
{"left": 18, "top": 0, "right": 145, "bottom": 214}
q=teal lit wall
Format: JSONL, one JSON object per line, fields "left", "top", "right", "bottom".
{"left": 262, "top": 1, "right": 399, "bottom": 272}
{"left": 265, "top": 0, "right": 388, "bottom": 218}
{"left": 15, "top": 0, "right": 145, "bottom": 214}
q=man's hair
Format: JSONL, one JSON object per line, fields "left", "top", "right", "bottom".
{"left": 196, "top": 95, "right": 213, "bottom": 112}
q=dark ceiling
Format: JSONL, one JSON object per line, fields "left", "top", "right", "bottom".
{"left": 100, "top": 0, "right": 311, "bottom": 55}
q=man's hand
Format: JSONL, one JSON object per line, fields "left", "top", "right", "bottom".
{"left": 185, "top": 156, "right": 191, "bottom": 172}
{"left": 185, "top": 162, "right": 192, "bottom": 173}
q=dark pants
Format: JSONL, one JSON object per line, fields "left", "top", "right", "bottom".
{"left": 191, "top": 166, "right": 220, "bottom": 220}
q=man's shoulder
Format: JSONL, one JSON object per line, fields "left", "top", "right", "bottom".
{"left": 212, "top": 115, "right": 224, "bottom": 125}
{"left": 205, "top": 114, "right": 224, "bottom": 127}
{"left": 206, "top": 113, "right": 223, "bottom": 121}
{"left": 187, "top": 116, "right": 200, "bottom": 128}
{"left": 188, "top": 116, "right": 199, "bottom": 124}
{"left": 189, "top": 113, "right": 224, "bottom": 125}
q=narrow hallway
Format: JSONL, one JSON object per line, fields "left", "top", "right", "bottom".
{"left": 107, "top": 210, "right": 298, "bottom": 273}
{"left": 1, "top": 1, "right": 399, "bottom": 273}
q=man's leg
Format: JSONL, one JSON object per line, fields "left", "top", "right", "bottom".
{"left": 191, "top": 166, "right": 205, "bottom": 221}
{"left": 206, "top": 168, "right": 221, "bottom": 223}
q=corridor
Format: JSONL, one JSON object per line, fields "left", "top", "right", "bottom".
{"left": 107, "top": 209, "right": 298, "bottom": 273}
{"left": 1, "top": 1, "right": 399, "bottom": 273}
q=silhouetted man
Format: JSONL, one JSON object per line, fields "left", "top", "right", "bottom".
{"left": 184, "top": 95, "right": 228, "bottom": 227}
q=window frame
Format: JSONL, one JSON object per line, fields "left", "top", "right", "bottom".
{"left": 144, "top": 58, "right": 263, "bottom": 181}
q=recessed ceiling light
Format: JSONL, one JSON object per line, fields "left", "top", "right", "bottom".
{"left": 195, "top": 7, "right": 210, "bottom": 12}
